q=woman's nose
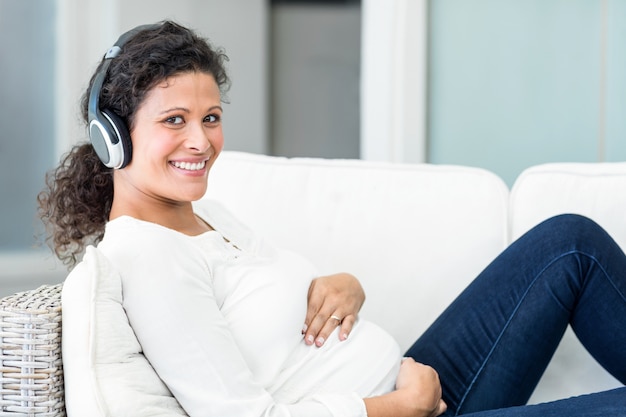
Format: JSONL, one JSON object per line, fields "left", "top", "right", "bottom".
{"left": 186, "top": 123, "right": 211, "bottom": 152}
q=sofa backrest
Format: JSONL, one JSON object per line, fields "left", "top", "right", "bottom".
{"left": 205, "top": 151, "right": 510, "bottom": 350}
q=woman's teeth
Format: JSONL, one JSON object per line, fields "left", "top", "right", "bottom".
{"left": 172, "top": 161, "right": 206, "bottom": 171}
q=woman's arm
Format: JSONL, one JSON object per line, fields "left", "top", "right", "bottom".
{"left": 302, "top": 272, "right": 365, "bottom": 346}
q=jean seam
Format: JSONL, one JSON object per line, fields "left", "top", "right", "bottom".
{"left": 454, "top": 249, "right": 622, "bottom": 415}
{"left": 581, "top": 252, "right": 626, "bottom": 304}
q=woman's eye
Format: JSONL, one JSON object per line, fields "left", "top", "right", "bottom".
{"left": 166, "top": 116, "right": 184, "bottom": 125}
{"left": 205, "top": 114, "right": 221, "bottom": 123}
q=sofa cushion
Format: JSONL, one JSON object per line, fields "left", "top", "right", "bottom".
{"left": 62, "top": 246, "right": 187, "bottom": 417}
{"left": 205, "top": 151, "right": 510, "bottom": 351}
{"left": 511, "top": 162, "right": 626, "bottom": 245}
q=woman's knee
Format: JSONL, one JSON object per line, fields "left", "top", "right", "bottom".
{"left": 530, "top": 213, "right": 611, "bottom": 247}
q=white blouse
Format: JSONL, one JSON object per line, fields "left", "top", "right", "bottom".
{"left": 97, "top": 199, "right": 401, "bottom": 417}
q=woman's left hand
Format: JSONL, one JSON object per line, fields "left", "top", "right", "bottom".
{"left": 303, "top": 272, "right": 365, "bottom": 347}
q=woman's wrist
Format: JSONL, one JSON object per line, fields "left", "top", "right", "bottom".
{"left": 364, "top": 390, "right": 418, "bottom": 417}
{"left": 364, "top": 388, "right": 445, "bottom": 417}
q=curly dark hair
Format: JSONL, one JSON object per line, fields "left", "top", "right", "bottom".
{"left": 38, "top": 21, "right": 230, "bottom": 268}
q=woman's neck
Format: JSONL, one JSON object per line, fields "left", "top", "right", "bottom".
{"left": 109, "top": 196, "right": 212, "bottom": 236}
{"left": 108, "top": 170, "right": 214, "bottom": 235}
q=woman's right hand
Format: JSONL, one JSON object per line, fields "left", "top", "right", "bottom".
{"left": 364, "top": 357, "right": 447, "bottom": 417}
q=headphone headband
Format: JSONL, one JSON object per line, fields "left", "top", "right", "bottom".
{"left": 87, "top": 23, "right": 161, "bottom": 169}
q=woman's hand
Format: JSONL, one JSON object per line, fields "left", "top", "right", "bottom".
{"left": 394, "top": 358, "right": 447, "bottom": 416}
{"left": 303, "top": 272, "right": 365, "bottom": 347}
{"left": 364, "top": 357, "right": 447, "bottom": 417}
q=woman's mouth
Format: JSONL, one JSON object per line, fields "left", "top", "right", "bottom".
{"left": 171, "top": 160, "right": 207, "bottom": 171}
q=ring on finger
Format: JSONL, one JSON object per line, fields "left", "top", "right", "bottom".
{"left": 329, "top": 315, "right": 342, "bottom": 324}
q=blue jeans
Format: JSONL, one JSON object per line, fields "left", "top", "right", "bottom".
{"left": 405, "top": 214, "right": 626, "bottom": 416}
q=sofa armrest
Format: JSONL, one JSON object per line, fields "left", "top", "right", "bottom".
{"left": 0, "top": 283, "right": 65, "bottom": 416}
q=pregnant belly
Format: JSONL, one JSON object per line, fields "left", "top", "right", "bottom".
{"left": 266, "top": 319, "right": 401, "bottom": 403}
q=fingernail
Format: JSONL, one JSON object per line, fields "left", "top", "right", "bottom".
{"left": 306, "top": 335, "right": 314, "bottom": 345}
{"left": 301, "top": 324, "right": 308, "bottom": 334}
{"left": 340, "top": 333, "right": 348, "bottom": 341}
{"left": 315, "top": 337, "right": 325, "bottom": 346}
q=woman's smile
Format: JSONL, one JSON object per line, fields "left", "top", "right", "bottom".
{"left": 170, "top": 159, "right": 209, "bottom": 174}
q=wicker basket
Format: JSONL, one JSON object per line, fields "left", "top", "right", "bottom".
{"left": 0, "top": 284, "right": 65, "bottom": 417}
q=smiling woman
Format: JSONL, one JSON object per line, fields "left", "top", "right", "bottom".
{"left": 36, "top": 19, "right": 626, "bottom": 417}
{"left": 38, "top": 22, "right": 231, "bottom": 267}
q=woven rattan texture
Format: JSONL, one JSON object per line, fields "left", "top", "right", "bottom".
{"left": 0, "top": 284, "right": 65, "bottom": 416}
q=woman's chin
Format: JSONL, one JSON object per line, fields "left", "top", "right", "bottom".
{"left": 176, "top": 185, "right": 209, "bottom": 202}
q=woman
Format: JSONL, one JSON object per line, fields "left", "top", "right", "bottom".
{"left": 39, "top": 21, "right": 625, "bottom": 417}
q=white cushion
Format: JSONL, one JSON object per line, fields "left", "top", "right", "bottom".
{"left": 62, "top": 246, "right": 187, "bottom": 417}
{"left": 511, "top": 162, "right": 626, "bottom": 245}
{"left": 206, "top": 151, "right": 510, "bottom": 350}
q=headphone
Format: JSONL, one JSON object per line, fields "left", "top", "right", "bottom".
{"left": 87, "top": 24, "right": 160, "bottom": 169}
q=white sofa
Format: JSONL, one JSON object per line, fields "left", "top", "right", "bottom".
{"left": 4, "top": 151, "right": 625, "bottom": 416}
{"left": 204, "top": 151, "right": 624, "bottom": 405}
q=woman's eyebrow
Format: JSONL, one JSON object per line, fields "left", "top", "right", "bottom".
{"left": 159, "top": 106, "right": 190, "bottom": 115}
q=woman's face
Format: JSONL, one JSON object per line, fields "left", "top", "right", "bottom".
{"left": 117, "top": 71, "right": 224, "bottom": 205}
